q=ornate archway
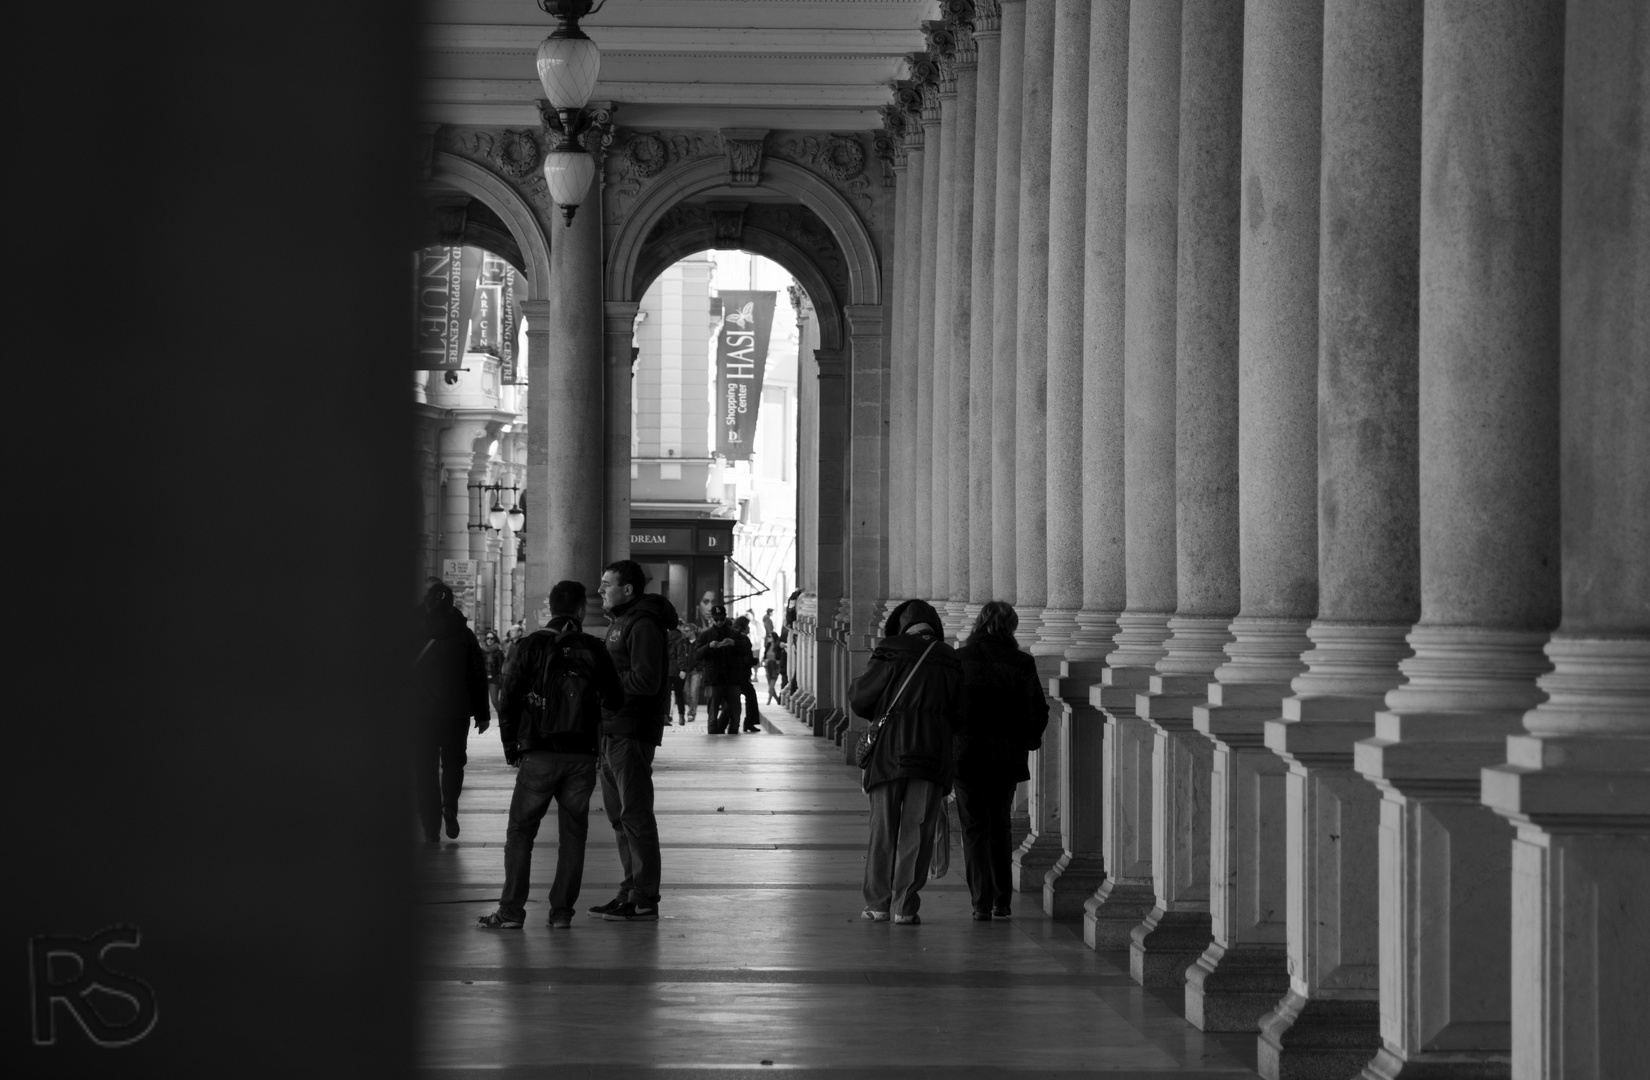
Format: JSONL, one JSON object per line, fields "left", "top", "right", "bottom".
{"left": 425, "top": 151, "right": 553, "bottom": 301}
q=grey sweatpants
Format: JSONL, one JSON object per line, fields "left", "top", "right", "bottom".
{"left": 863, "top": 777, "right": 945, "bottom": 917}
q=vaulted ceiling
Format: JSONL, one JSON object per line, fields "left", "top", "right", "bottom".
{"left": 421, "top": 0, "right": 934, "bottom": 132}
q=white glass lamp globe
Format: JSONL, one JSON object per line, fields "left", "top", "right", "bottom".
{"left": 506, "top": 506, "right": 525, "bottom": 533}
{"left": 543, "top": 147, "right": 596, "bottom": 216}
{"left": 488, "top": 503, "right": 507, "bottom": 531}
{"left": 537, "top": 33, "right": 600, "bottom": 111}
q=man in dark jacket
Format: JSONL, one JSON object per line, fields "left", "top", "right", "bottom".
{"left": 414, "top": 580, "right": 491, "bottom": 843}
{"left": 588, "top": 559, "right": 680, "bottom": 922}
{"left": 479, "top": 580, "right": 624, "bottom": 930}
{"left": 695, "top": 605, "right": 744, "bottom": 734}
{"left": 848, "top": 599, "right": 965, "bottom": 924}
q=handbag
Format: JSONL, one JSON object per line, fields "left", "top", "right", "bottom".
{"left": 854, "top": 640, "right": 938, "bottom": 769}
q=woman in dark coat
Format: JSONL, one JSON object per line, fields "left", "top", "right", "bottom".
{"left": 848, "top": 599, "right": 965, "bottom": 924}
{"left": 952, "top": 600, "right": 1049, "bottom": 920}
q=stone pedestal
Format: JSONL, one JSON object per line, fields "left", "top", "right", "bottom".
{"left": 1012, "top": 649, "right": 1065, "bottom": 894}
{"left": 1086, "top": 612, "right": 1171, "bottom": 949}
{"left": 1044, "top": 655, "right": 1111, "bottom": 918}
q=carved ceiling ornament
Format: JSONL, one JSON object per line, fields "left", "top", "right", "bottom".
{"left": 720, "top": 128, "right": 769, "bottom": 187}
{"left": 624, "top": 132, "right": 667, "bottom": 179}
{"left": 818, "top": 134, "right": 866, "bottom": 183}
{"left": 492, "top": 129, "right": 541, "bottom": 179}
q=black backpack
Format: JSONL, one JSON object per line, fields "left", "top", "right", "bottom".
{"left": 526, "top": 629, "right": 603, "bottom": 740}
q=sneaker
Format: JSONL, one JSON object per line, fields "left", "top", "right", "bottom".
{"left": 602, "top": 902, "right": 659, "bottom": 922}
{"left": 547, "top": 910, "right": 573, "bottom": 929}
{"left": 991, "top": 906, "right": 1011, "bottom": 919}
{"left": 587, "top": 896, "right": 626, "bottom": 918}
{"left": 893, "top": 913, "right": 921, "bottom": 925}
{"left": 861, "top": 909, "right": 889, "bottom": 922}
{"left": 443, "top": 808, "right": 460, "bottom": 839}
{"left": 477, "top": 911, "right": 523, "bottom": 930}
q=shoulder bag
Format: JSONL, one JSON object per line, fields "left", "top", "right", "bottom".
{"left": 854, "top": 641, "right": 938, "bottom": 770}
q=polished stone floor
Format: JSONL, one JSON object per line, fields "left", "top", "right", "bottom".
{"left": 418, "top": 703, "right": 1259, "bottom": 1079}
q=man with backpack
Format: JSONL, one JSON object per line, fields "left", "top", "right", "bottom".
{"left": 478, "top": 580, "right": 622, "bottom": 931}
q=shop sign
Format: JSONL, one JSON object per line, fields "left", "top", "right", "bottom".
{"left": 714, "top": 290, "right": 776, "bottom": 461}
{"left": 443, "top": 558, "right": 478, "bottom": 618}
{"left": 499, "top": 265, "right": 520, "bottom": 383}
{"left": 630, "top": 528, "right": 694, "bottom": 553}
{"left": 414, "top": 245, "right": 484, "bottom": 370}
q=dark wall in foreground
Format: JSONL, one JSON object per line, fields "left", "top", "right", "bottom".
{"left": 5, "top": 3, "right": 418, "bottom": 1075}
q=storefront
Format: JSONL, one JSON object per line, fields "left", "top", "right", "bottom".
{"left": 629, "top": 518, "right": 734, "bottom": 621}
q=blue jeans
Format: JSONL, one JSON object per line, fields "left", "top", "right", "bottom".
{"left": 498, "top": 752, "right": 597, "bottom": 921}
{"left": 598, "top": 735, "right": 662, "bottom": 905}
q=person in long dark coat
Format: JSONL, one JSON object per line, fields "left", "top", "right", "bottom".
{"left": 413, "top": 580, "right": 491, "bottom": 843}
{"left": 952, "top": 600, "right": 1049, "bottom": 920}
{"left": 848, "top": 599, "right": 965, "bottom": 924}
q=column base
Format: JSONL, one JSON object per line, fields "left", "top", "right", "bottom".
{"left": 1184, "top": 941, "right": 1291, "bottom": 1032}
{"left": 1084, "top": 876, "right": 1154, "bottom": 950}
{"left": 1258, "top": 989, "right": 1382, "bottom": 1080}
{"left": 1042, "top": 852, "right": 1107, "bottom": 918}
{"left": 1359, "top": 1046, "right": 1510, "bottom": 1080}
{"left": 1011, "top": 829, "right": 1063, "bottom": 894}
{"left": 1129, "top": 907, "right": 1213, "bottom": 988}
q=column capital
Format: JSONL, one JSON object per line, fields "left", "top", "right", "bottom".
{"left": 972, "top": 0, "right": 1001, "bottom": 36}
{"left": 844, "top": 304, "right": 885, "bottom": 337}
{"left": 518, "top": 298, "right": 551, "bottom": 322}
{"left": 922, "top": 20, "right": 960, "bottom": 95}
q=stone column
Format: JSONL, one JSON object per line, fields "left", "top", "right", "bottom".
{"left": 912, "top": 68, "right": 943, "bottom": 604}
{"left": 897, "top": 98, "right": 928, "bottom": 608}
{"left": 885, "top": 149, "right": 909, "bottom": 605}
{"left": 1007, "top": 0, "right": 1063, "bottom": 896}
{"left": 1354, "top": 4, "right": 1566, "bottom": 1077}
{"left": 1257, "top": 1, "right": 1422, "bottom": 1075}
{"left": 989, "top": 0, "right": 1025, "bottom": 605}
{"left": 1482, "top": 6, "right": 1650, "bottom": 1076}
{"left": 927, "top": 23, "right": 959, "bottom": 620}
{"left": 531, "top": 195, "right": 604, "bottom": 615}
{"left": 438, "top": 427, "right": 480, "bottom": 567}
{"left": 1051, "top": 0, "right": 1132, "bottom": 919}
{"left": 1085, "top": 0, "right": 1179, "bottom": 952}
{"left": 1039, "top": 0, "right": 1100, "bottom": 918}
{"left": 603, "top": 301, "right": 639, "bottom": 566}
{"left": 1129, "top": 0, "right": 1243, "bottom": 990}
{"left": 965, "top": 3, "right": 1001, "bottom": 628}
{"left": 1186, "top": 0, "right": 1322, "bottom": 1033}
{"left": 1012, "top": 0, "right": 1055, "bottom": 646}
{"left": 844, "top": 304, "right": 888, "bottom": 754}
{"left": 946, "top": 16, "right": 979, "bottom": 632}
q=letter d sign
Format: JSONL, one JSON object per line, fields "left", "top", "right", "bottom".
{"left": 30, "top": 926, "right": 159, "bottom": 1047}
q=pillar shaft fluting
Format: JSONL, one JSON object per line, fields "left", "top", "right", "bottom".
{"left": 912, "top": 108, "right": 942, "bottom": 602}
{"left": 1012, "top": 0, "right": 1056, "bottom": 642}
{"left": 989, "top": 0, "right": 1026, "bottom": 602}
{"left": 1086, "top": 0, "right": 1181, "bottom": 953}
{"left": 947, "top": 46, "right": 979, "bottom": 620}
{"left": 1260, "top": 1, "right": 1424, "bottom": 1074}
{"left": 898, "top": 134, "right": 927, "bottom": 607}
{"left": 886, "top": 159, "right": 910, "bottom": 603}
{"left": 930, "top": 80, "right": 958, "bottom": 613}
{"left": 966, "top": 10, "right": 1002, "bottom": 612}
{"left": 1186, "top": 0, "right": 1323, "bottom": 1035}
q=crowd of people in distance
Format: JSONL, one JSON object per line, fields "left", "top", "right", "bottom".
{"left": 413, "top": 565, "right": 1046, "bottom": 930}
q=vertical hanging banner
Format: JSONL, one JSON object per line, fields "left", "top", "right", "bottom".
{"left": 499, "top": 265, "right": 519, "bottom": 383}
{"left": 469, "top": 253, "right": 506, "bottom": 357}
{"left": 413, "top": 245, "right": 486, "bottom": 369}
{"left": 715, "top": 290, "right": 776, "bottom": 461}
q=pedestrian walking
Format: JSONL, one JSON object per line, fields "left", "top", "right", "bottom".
{"left": 478, "top": 580, "right": 623, "bottom": 930}
{"left": 849, "top": 599, "right": 964, "bottom": 925}
{"left": 762, "top": 633, "right": 782, "bottom": 704}
{"left": 733, "top": 615, "right": 761, "bottom": 732}
{"left": 952, "top": 601, "right": 1048, "bottom": 920}
{"left": 588, "top": 559, "right": 679, "bottom": 923}
{"left": 482, "top": 629, "right": 505, "bottom": 720}
{"left": 694, "top": 605, "right": 744, "bottom": 735}
{"left": 413, "top": 580, "right": 491, "bottom": 843}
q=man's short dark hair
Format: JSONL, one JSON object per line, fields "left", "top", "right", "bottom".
{"left": 604, "top": 559, "right": 646, "bottom": 595}
{"left": 549, "top": 580, "right": 587, "bottom": 616}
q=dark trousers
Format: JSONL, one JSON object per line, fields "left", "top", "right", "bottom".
{"left": 417, "top": 715, "right": 469, "bottom": 839}
{"left": 707, "top": 685, "right": 739, "bottom": 734}
{"left": 668, "top": 675, "right": 687, "bottom": 721}
{"left": 498, "top": 752, "right": 597, "bottom": 920}
{"left": 598, "top": 735, "right": 662, "bottom": 905}
{"left": 863, "top": 777, "right": 945, "bottom": 917}
{"left": 953, "top": 777, "right": 1016, "bottom": 914}
{"left": 739, "top": 680, "right": 760, "bottom": 730}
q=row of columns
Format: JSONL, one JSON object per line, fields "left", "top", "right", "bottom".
{"left": 878, "top": 2, "right": 1647, "bottom": 1078}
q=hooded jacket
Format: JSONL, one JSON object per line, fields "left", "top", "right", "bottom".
{"left": 847, "top": 599, "right": 965, "bottom": 793}
{"left": 498, "top": 615, "right": 625, "bottom": 757}
{"left": 601, "top": 592, "right": 681, "bottom": 745}
{"left": 953, "top": 634, "right": 1049, "bottom": 785}
{"left": 414, "top": 603, "right": 490, "bottom": 726}
{"left": 694, "top": 621, "right": 745, "bottom": 686}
